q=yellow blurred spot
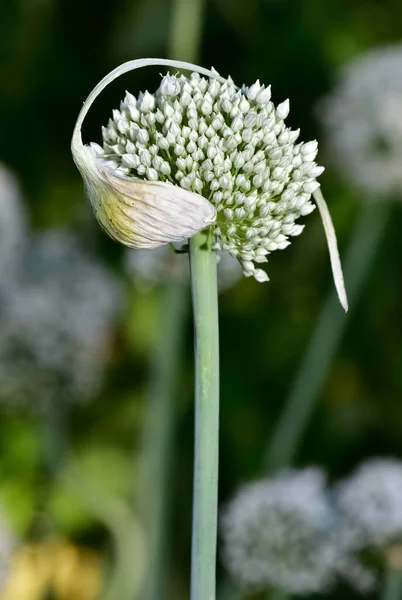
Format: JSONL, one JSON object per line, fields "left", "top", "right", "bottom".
{"left": 1, "top": 538, "right": 103, "bottom": 600}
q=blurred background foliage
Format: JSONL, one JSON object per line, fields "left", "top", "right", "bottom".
{"left": 1, "top": 0, "right": 402, "bottom": 598}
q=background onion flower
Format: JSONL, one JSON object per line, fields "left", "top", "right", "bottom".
{"left": 320, "top": 44, "right": 402, "bottom": 198}
{"left": 0, "top": 230, "right": 121, "bottom": 410}
{"left": 336, "top": 458, "right": 402, "bottom": 550}
{"left": 221, "top": 468, "right": 364, "bottom": 595}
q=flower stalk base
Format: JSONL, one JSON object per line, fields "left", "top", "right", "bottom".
{"left": 189, "top": 229, "right": 220, "bottom": 600}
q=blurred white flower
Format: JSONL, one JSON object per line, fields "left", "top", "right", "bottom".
{"left": 320, "top": 45, "right": 402, "bottom": 198}
{"left": 221, "top": 468, "right": 354, "bottom": 595}
{"left": 0, "top": 164, "right": 27, "bottom": 281}
{"left": 336, "top": 458, "right": 402, "bottom": 550}
{"left": 0, "top": 230, "right": 121, "bottom": 409}
{"left": 125, "top": 245, "right": 243, "bottom": 292}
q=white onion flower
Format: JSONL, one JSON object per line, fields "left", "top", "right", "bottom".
{"left": 320, "top": 45, "right": 402, "bottom": 198}
{"left": 336, "top": 458, "right": 402, "bottom": 550}
{"left": 72, "top": 59, "right": 347, "bottom": 310}
{"left": 0, "top": 230, "right": 121, "bottom": 409}
{"left": 221, "top": 468, "right": 371, "bottom": 595}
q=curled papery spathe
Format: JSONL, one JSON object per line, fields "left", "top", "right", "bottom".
{"left": 71, "top": 59, "right": 220, "bottom": 249}
{"left": 75, "top": 144, "right": 216, "bottom": 248}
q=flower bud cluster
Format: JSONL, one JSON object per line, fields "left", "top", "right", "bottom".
{"left": 95, "top": 71, "right": 324, "bottom": 281}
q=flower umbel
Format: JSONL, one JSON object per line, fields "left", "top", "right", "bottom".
{"left": 222, "top": 469, "right": 342, "bottom": 595}
{"left": 98, "top": 73, "right": 322, "bottom": 284}
{"left": 0, "top": 231, "right": 121, "bottom": 410}
{"left": 336, "top": 459, "right": 402, "bottom": 550}
{"left": 221, "top": 468, "right": 375, "bottom": 595}
{"left": 72, "top": 59, "right": 347, "bottom": 308}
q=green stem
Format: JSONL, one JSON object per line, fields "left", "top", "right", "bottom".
{"left": 265, "top": 201, "right": 390, "bottom": 471}
{"left": 139, "top": 281, "right": 188, "bottom": 600}
{"left": 382, "top": 568, "right": 402, "bottom": 600}
{"left": 189, "top": 229, "right": 220, "bottom": 600}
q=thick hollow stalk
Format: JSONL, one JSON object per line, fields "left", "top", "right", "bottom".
{"left": 265, "top": 201, "right": 390, "bottom": 471}
{"left": 139, "top": 281, "right": 188, "bottom": 600}
{"left": 382, "top": 568, "right": 402, "bottom": 600}
{"left": 189, "top": 229, "right": 220, "bottom": 600}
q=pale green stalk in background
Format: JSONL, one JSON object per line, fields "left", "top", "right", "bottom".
{"left": 138, "top": 2, "right": 205, "bottom": 599}
{"left": 33, "top": 403, "right": 68, "bottom": 539}
{"left": 382, "top": 569, "right": 402, "bottom": 600}
{"left": 63, "top": 464, "right": 147, "bottom": 600}
{"left": 381, "top": 548, "right": 402, "bottom": 600}
{"left": 169, "top": 0, "right": 205, "bottom": 62}
{"left": 265, "top": 200, "right": 390, "bottom": 471}
{"left": 189, "top": 229, "right": 220, "bottom": 600}
{"left": 138, "top": 281, "right": 188, "bottom": 600}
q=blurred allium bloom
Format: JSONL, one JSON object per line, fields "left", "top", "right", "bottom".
{"left": 222, "top": 469, "right": 348, "bottom": 595}
{"left": 320, "top": 45, "right": 402, "bottom": 197}
{"left": 336, "top": 459, "right": 402, "bottom": 550}
{"left": 125, "top": 246, "right": 242, "bottom": 291}
{"left": 0, "top": 231, "right": 121, "bottom": 409}
{"left": 0, "top": 164, "right": 26, "bottom": 280}
{"left": 92, "top": 70, "right": 324, "bottom": 282}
